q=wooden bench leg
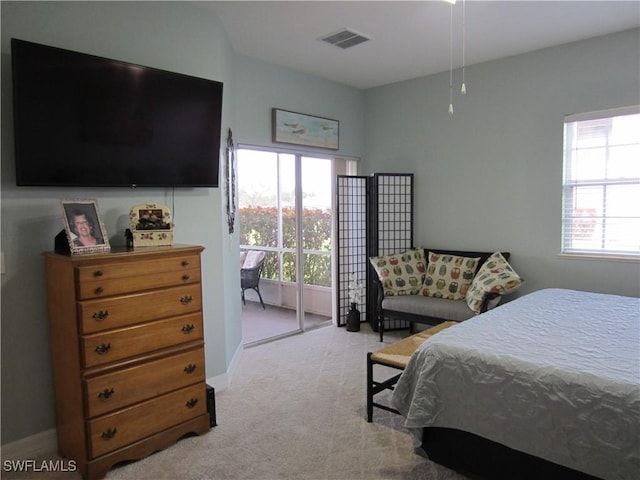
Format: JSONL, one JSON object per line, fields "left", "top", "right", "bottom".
{"left": 368, "top": 322, "right": 457, "bottom": 423}
{"left": 368, "top": 352, "right": 406, "bottom": 422}
{"left": 367, "top": 352, "right": 374, "bottom": 422}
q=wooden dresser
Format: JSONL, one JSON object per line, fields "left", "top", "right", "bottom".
{"left": 44, "top": 245, "right": 210, "bottom": 479}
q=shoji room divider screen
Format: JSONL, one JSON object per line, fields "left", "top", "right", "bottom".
{"left": 336, "top": 173, "right": 414, "bottom": 329}
{"left": 336, "top": 175, "right": 368, "bottom": 327}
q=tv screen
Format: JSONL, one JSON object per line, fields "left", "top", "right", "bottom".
{"left": 11, "top": 38, "right": 223, "bottom": 187}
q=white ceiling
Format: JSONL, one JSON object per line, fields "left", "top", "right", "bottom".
{"left": 196, "top": 1, "right": 640, "bottom": 89}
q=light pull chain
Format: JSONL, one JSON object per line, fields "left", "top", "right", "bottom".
{"left": 449, "top": 2, "right": 454, "bottom": 115}
{"left": 461, "top": 0, "right": 467, "bottom": 95}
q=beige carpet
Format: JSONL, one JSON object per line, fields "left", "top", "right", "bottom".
{"left": 6, "top": 324, "right": 471, "bottom": 480}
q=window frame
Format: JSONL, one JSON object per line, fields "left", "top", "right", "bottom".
{"left": 561, "top": 106, "right": 640, "bottom": 261}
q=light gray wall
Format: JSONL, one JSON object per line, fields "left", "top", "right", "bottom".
{"left": 232, "top": 53, "right": 364, "bottom": 156}
{"left": 364, "top": 28, "right": 640, "bottom": 298}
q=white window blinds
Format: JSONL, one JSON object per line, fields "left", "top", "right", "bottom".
{"left": 562, "top": 106, "right": 640, "bottom": 257}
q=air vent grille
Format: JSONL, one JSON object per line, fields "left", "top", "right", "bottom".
{"left": 321, "top": 29, "right": 371, "bottom": 49}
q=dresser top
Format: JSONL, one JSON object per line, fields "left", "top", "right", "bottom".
{"left": 44, "top": 244, "right": 204, "bottom": 264}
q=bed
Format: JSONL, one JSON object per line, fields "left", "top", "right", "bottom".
{"left": 392, "top": 288, "right": 640, "bottom": 480}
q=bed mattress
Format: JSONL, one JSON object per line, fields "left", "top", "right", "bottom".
{"left": 392, "top": 288, "right": 640, "bottom": 480}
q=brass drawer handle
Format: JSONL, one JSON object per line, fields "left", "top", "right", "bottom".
{"left": 181, "top": 260, "right": 190, "bottom": 267}
{"left": 185, "top": 398, "right": 198, "bottom": 409}
{"left": 95, "top": 343, "right": 111, "bottom": 355}
{"left": 101, "top": 428, "right": 117, "bottom": 440}
{"left": 180, "top": 295, "right": 193, "bottom": 305}
{"left": 93, "top": 270, "right": 104, "bottom": 277}
{"left": 182, "top": 274, "right": 190, "bottom": 281}
{"left": 184, "top": 364, "right": 197, "bottom": 374}
{"left": 182, "top": 324, "right": 195, "bottom": 334}
{"left": 92, "top": 310, "right": 109, "bottom": 321}
{"left": 98, "top": 388, "right": 114, "bottom": 400}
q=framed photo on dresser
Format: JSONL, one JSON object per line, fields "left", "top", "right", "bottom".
{"left": 61, "top": 199, "right": 110, "bottom": 255}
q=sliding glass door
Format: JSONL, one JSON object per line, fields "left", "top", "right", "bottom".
{"left": 238, "top": 148, "right": 334, "bottom": 345}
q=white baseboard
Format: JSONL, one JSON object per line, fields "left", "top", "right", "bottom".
{"left": 206, "top": 341, "right": 243, "bottom": 390}
{"left": 1, "top": 429, "right": 57, "bottom": 460}
{"left": 226, "top": 341, "right": 244, "bottom": 384}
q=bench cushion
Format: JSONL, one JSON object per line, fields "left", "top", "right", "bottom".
{"left": 382, "top": 295, "right": 475, "bottom": 322}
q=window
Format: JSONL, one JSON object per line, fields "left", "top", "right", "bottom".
{"left": 562, "top": 106, "right": 640, "bottom": 257}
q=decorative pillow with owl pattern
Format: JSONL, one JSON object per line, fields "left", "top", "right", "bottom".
{"left": 466, "top": 251, "right": 524, "bottom": 313}
{"left": 369, "top": 248, "right": 427, "bottom": 296}
{"left": 421, "top": 251, "right": 480, "bottom": 300}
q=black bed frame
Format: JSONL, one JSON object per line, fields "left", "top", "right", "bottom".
{"left": 421, "top": 427, "right": 603, "bottom": 480}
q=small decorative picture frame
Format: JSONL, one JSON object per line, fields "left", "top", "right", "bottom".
{"left": 272, "top": 108, "right": 339, "bottom": 150}
{"left": 129, "top": 203, "right": 173, "bottom": 247}
{"left": 61, "top": 199, "right": 110, "bottom": 255}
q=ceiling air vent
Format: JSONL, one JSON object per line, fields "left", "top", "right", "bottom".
{"left": 320, "top": 29, "right": 371, "bottom": 50}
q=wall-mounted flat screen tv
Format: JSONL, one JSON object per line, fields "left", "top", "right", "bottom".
{"left": 11, "top": 38, "right": 223, "bottom": 188}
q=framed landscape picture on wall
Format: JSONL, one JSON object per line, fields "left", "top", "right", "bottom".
{"left": 272, "top": 108, "right": 339, "bottom": 150}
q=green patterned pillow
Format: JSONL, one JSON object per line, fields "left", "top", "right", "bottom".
{"left": 369, "top": 248, "right": 426, "bottom": 296}
{"left": 466, "top": 251, "right": 524, "bottom": 313}
{"left": 421, "top": 251, "right": 480, "bottom": 300}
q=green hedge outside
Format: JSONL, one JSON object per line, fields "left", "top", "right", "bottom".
{"left": 239, "top": 206, "right": 332, "bottom": 287}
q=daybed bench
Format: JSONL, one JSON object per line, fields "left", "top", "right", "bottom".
{"left": 370, "top": 248, "right": 521, "bottom": 341}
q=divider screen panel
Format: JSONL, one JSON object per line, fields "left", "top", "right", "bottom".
{"left": 372, "top": 173, "right": 414, "bottom": 255}
{"left": 336, "top": 175, "right": 368, "bottom": 327}
{"left": 367, "top": 173, "right": 414, "bottom": 329}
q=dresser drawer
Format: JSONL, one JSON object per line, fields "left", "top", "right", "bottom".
{"left": 79, "top": 284, "right": 202, "bottom": 334}
{"left": 81, "top": 313, "right": 203, "bottom": 368}
{"left": 88, "top": 383, "right": 207, "bottom": 458}
{"left": 84, "top": 348, "right": 205, "bottom": 418}
{"left": 76, "top": 254, "right": 200, "bottom": 285}
{"left": 77, "top": 267, "right": 201, "bottom": 300}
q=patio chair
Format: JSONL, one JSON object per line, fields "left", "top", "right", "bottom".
{"left": 241, "top": 250, "right": 266, "bottom": 309}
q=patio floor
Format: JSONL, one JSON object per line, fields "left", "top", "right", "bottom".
{"left": 241, "top": 300, "right": 332, "bottom": 346}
